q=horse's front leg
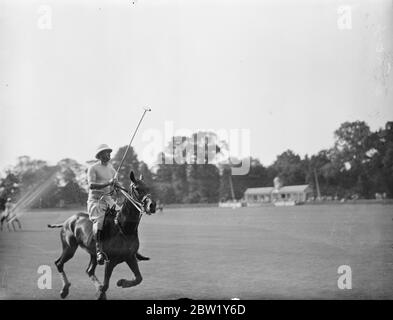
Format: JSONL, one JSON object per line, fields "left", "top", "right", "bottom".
{"left": 96, "top": 259, "right": 116, "bottom": 300}
{"left": 86, "top": 254, "right": 102, "bottom": 291}
{"left": 117, "top": 254, "right": 142, "bottom": 288}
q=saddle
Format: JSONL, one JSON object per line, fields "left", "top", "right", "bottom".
{"left": 102, "top": 204, "right": 135, "bottom": 240}
{"left": 105, "top": 204, "right": 119, "bottom": 219}
{"left": 101, "top": 205, "right": 120, "bottom": 238}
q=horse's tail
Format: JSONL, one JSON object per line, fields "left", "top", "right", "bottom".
{"left": 47, "top": 223, "right": 64, "bottom": 228}
{"left": 48, "top": 213, "right": 86, "bottom": 230}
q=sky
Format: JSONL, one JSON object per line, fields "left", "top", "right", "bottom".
{"left": 1, "top": 0, "right": 392, "bottom": 172}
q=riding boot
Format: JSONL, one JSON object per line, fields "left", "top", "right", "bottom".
{"left": 95, "top": 230, "right": 106, "bottom": 265}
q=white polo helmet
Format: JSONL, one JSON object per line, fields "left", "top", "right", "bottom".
{"left": 95, "top": 144, "right": 113, "bottom": 159}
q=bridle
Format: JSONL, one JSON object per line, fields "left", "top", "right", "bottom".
{"left": 97, "top": 180, "right": 153, "bottom": 240}
{"left": 110, "top": 183, "right": 152, "bottom": 237}
{"left": 116, "top": 183, "right": 152, "bottom": 215}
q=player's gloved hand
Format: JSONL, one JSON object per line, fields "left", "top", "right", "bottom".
{"left": 109, "top": 178, "right": 120, "bottom": 188}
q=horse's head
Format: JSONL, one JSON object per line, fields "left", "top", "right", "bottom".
{"left": 129, "top": 171, "right": 156, "bottom": 215}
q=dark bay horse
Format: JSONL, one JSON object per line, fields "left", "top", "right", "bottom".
{"left": 48, "top": 171, "right": 156, "bottom": 300}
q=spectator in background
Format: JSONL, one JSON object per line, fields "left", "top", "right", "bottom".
{"left": 0, "top": 205, "right": 9, "bottom": 231}
{"left": 1, "top": 198, "right": 22, "bottom": 231}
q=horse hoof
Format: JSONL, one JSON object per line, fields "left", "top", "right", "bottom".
{"left": 96, "top": 291, "right": 107, "bottom": 300}
{"left": 60, "top": 283, "right": 71, "bottom": 299}
{"left": 136, "top": 253, "right": 150, "bottom": 261}
{"left": 95, "top": 285, "right": 106, "bottom": 300}
{"left": 117, "top": 279, "right": 125, "bottom": 288}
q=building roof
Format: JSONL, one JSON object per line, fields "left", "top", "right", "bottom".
{"left": 244, "top": 187, "right": 274, "bottom": 195}
{"left": 278, "top": 185, "right": 311, "bottom": 193}
{"left": 245, "top": 185, "right": 312, "bottom": 195}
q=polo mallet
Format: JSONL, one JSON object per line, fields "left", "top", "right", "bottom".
{"left": 114, "top": 107, "right": 151, "bottom": 180}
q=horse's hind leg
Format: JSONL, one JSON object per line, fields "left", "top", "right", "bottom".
{"left": 15, "top": 218, "right": 22, "bottom": 229}
{"left": 117, "top": 254, "right": 142, "bottom": 288}
{"left": 55, "top": 236, "right": 77, "bottom": 299}
{"left": 86, "top": 254, "right": 102, "bottom": 291}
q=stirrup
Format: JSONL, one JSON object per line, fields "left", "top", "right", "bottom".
{"left": 97, "top": 251, "right": 108, "bottom": 265}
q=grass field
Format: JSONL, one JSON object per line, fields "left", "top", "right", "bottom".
{"left": 1, "top": 204, "right": 393, "bottom": 300}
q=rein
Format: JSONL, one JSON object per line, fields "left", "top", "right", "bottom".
{"left": 113, "top": 184, "right": 151, "bottom": 237}
{"left": 99, "top": 184, "right": 147, "bottom": 214}
{"left": 99, "top": 182, "right": 152, "bottom": 238}
{"left": 119, "top": 187, "right": 143, "bottom": 213}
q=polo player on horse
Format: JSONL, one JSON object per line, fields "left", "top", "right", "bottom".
{"left": 87, "top": 144, "right": 149, "bottom": 265}
{"left": 0, "top": 198, "right": 22, "bottom": 231}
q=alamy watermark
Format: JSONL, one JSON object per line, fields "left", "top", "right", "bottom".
{"left": 337, "top": 265, "right": 352, "bottom": 290}
{"left": 337, "top": 5, "right": 352, "bottom": 30}
{"left": 37, "top": 265, "right": 52, "bottom": 289}
{"left": 37, "top": 5, "right": 52, "bottom": 30}
{"left": 141, "top": 121, "right": 251, "bottom": 175}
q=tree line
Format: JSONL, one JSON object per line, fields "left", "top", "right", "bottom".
{"left": 0, "top": 120, "right": 392, "bottom": 209}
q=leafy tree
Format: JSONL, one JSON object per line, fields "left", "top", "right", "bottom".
{"left": 219, "top": 158, "right": 269, "bottom": 201}
{"left": 0, "top": 171, "right": 20, "bottom": 210}
{"left": 218, "top": 165, "right": 233, "bottom": 201}
{"left": 56, "top": 159, "right": 87, "bottom": 205}
{"left": 3, "top": 120, "right": 391, "bottom": 207}
{"left": 154, "top": 152, "right": 176, "bottom": 203}
{"left": 139, "top": 161, "right": 154, "bottom": 187}
{"left": 9, "top": 156, "right": 60, "bottom": 208}
{"left": 58, "top": 158, "right": 88, "bottom": 192}
{"left": 112, "top": 146, "right": 141, "bottom": 188}
{"left": 172, "top": 164, "right": 189, "bottom": 203}
{"left": 380, "top": 122, "right": 393, "bottom": 196}
{"left": 331, "top": 121, "right": 374, "bottom": 198}
{"left": 271, "top": 150, "right": 306, "bottom": 186}
{"left": 305, "top": 150, "right": 338, "bottom": 197}
{"left": 186, "top": 164, "right": 202, "bottom": 203}
{"left": 368, "top": 121, "right": 393, "bottom": 197}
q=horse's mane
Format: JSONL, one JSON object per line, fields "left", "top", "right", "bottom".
{"left": 0, "top": 198, "right": 6, "bottom": 211}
